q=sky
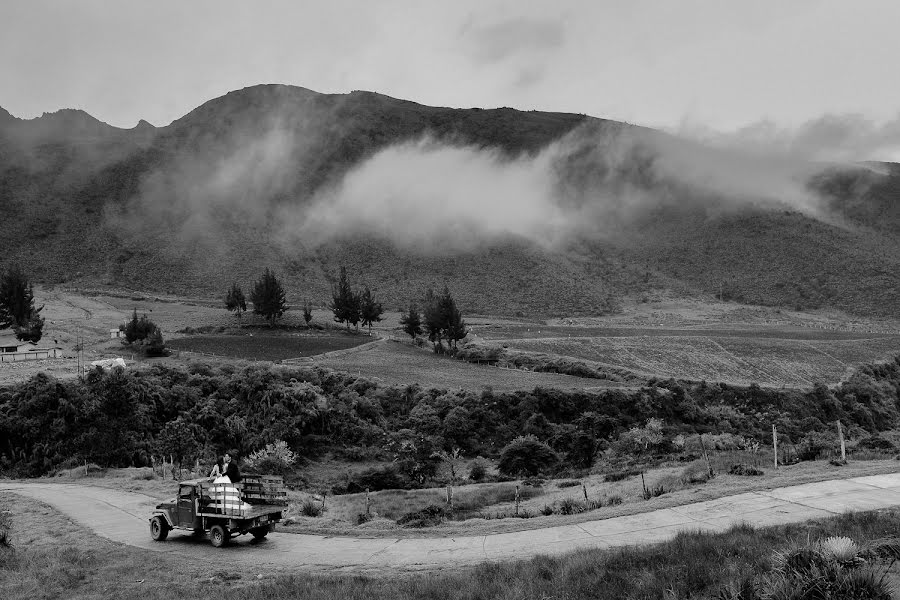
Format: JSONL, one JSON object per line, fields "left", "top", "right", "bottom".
{"left": 2, "top": 0, "right": 900, "bottom": 142}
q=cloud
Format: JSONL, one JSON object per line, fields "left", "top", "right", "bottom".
{"left": 278, "top": 122, "right": 846, "bottom": 253}
{"left": 680, "top": 114, "right": 900, "bottom": 163}
{"left": 462, "top": 16, "right": 565, "bottom": 63}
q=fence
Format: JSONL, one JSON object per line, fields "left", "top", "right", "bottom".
{"left": 0, "top": 348, "right": 62, "bottom": 362}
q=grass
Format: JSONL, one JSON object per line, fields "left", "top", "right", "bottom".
{"left": 313, "top": 340, "right": 621, "bottom": 392}
{"left": 493, "top": 333, "right": 900, "bottom": 387}
{"left": 5, "top": 491, "right": 900, "bottom": 599}
{"left": 166, "top": 333, "right": 371, "bottom": 361}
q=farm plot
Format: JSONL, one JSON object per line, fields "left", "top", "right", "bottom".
{"left": 167, "top": 334, "right": 370, "bottom": 361}
{"left": 314, "top": 340, "right": 619, "bottom": 392}
{"left": 504, "top": 334, "right": 900, "bottom": 387}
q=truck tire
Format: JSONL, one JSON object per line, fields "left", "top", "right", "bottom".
{"left": 150, "top": 516, "right": 169, "bottom": 541}
{"left": 210, "top": 524, "right": 229, "bottom": 548}
{"left": 251, "top": 526, "right": 269, "bottom": 539}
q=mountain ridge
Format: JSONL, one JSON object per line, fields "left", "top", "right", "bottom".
{"left": 0, "top": 84, "right": 898, "bottom": 318}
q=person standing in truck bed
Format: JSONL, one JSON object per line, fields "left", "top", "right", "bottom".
{"left": 223, "top": 452, "right": 241, "bottom": 483}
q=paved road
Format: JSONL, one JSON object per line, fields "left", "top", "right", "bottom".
{"left": 6, "top": 475, "right": 900, "bottom": 574}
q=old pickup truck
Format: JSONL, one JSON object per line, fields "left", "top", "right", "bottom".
{"left": 149, "top": 475, "right": 288, "bottom": 547}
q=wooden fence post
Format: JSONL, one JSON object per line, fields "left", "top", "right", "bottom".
{"left": 446, "top": 485, "right": 453, "bottom": 509}
{"left": 837, "top": 421, "right": 846, "bottom": 461}
{"left": 582, "top": 483, "right": 588, "bottom": 502}
{"left": 515, "top": 485, "right": 520, "bottom": 515}
{"left": 773, "top": 424, "right": 778, "bottom": 469}
{"left": 365, "top": 488, "right": 370, "bottom": 515}
{"left": 321, "top": 491, "right": 326, "bottom": 512}
{"left": 698, "top": 433, "right": 713, "bottom": 477}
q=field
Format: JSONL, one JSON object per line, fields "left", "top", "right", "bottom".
{"left": 483, "top": 332, "right": 900, "bottom": 387}
{"left": 167, "top": 333, "right": 371, "bottom": 362}
{"left": 313, "top": 340, "right": 616, "bottom": 391}
{"left": 3, "top": 286, "right": 899, "bottom": 390}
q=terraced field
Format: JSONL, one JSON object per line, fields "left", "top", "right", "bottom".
{"left": 494, "top": 333, "right": 900, "bottom": 387}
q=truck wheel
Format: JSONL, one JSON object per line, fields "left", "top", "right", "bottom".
{"left": 251, "top": 526, "right": 268, "bottom": 539}
{"left": 210, "top": 524, "right": 229, "bottom": 548}
{"left": 150, "top": 516, "right": 169, "bottom": 541}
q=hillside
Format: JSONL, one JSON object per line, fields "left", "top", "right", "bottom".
{"left": 0, "top": 84, "right": 898, "bottom": 317}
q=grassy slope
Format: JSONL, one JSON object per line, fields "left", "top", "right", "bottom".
{"left": 4, "top": 490, "right": 900, "bottom": 599}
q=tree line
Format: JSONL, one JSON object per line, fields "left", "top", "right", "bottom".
{"left": 2, "top": 354, "right": 899, "bottom": 482}
{"left": 224, "top": 266, "right": 467, "bottom": 350}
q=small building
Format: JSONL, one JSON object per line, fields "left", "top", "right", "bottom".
{"left": 110, "top": 328, "right": 124, "bottom": 339}
{"left": 0, "top": 335, "right": 32, "bottom": 353}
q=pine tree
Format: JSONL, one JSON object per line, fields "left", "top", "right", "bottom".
{"left": 423, "top": 288, "right": 443, "bottom": 350}
{"left": 399, "top": 303, "right": 423, "bottom": 340}
{"left": 330, "top": 266, "right": 360, "bottom": 331}
{"left": 0, "top": 265, "right": 44, "bottom": 343}
{"left": 359, "top": 286, "right": 383, "bottom": 334}
{"left": 439, "top": 287, "right": 468, "bottom": 349}
{"left": 250, "top": 268, "right": 288, "bottom": 326}
{"left": 224, "top": 282, "right": 247, "bottom": 323}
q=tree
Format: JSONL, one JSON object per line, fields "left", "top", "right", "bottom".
{"left": 359, "top": 286, "right": 383, "bottom": 334}
{"left": 302, "top": 299, "right": 313, "bottom": 328}
{"left": 0, "top": 265, "right": 44, "bottom": 343}
{"left": 423, "top": 288, "right": 443, "bottom": 350}
{"left": 445, "top": 301, "right": 468, "bottom": 349}
{"left": 224, "top": 282, "right": 247, "bottom": 323}
{"left": 330, "top": 266, "right": 360, "bottom": 331}
{"left": 399, "top": 304, "right": 422, "bottom": 340}
{"left": 497, "top": 435, "right": 559, "bottom": 477}
{"left": 250, "top": 268, "right": 288, "bottom": 326}
{"left": 122, "top": 309, "right": 157, "bottom": 343}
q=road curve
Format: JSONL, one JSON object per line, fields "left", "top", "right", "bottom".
{"left": 5, "top": 475, "right": 900, "bottom": 574}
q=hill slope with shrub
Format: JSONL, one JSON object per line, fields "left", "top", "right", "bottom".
{"left": 1, "top": 85, "right": 898, "bottom": 316}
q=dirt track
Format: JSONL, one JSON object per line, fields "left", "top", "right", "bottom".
{"left": 6, "top": 475, "right": 900, "bottom": 574}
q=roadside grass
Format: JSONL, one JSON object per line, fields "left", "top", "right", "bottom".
{"left": 166, "top": 333, "right": 371, "bottom": 361}
{"left": 4, "top": 491, "right": 900, "bottom": 599}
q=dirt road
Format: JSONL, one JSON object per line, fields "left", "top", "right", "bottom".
{"left": 6, "top": 474, "right": 900, "bottom": 574}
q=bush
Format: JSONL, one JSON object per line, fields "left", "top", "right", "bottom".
{"left": 557, "top": 498, "right": 586, "bottom": 515}
{"left": 604, "top": 469, "right": 641, "bottom": 482}
{"left": 468, "top": 460, "right": 487, "bottom": 482}
{"left": 245, "top": 440, "right": 297, "bottom": 475}
{"left": 557, "top": 480, "right": 581, "bottom": 488}
{"left": 342, "top": 465, "right": 408, "bottom": 494}
{"left": 396, "top": 505, "right": 446, "bottom": 528}
{"left": 299, "top": 499, "right": 322, "bottom": 517}
{"left": 497, "top": 436, "right": 559, "bottom": 477}
{"left": 0, "top": 510, "right": 10, "bottom": 547}
{"left": 605, "top": 494, "right": 623, "bottom": 506}
{"left": 680, "top": 462, "right": 714, "bottom": 484}
{"left": 729, "top": 464, "right": 764, "bottom": 476}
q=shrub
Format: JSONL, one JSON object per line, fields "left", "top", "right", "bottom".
{"left": 642, "top": 484, "right": 668, "bottom": 500}
{"left": 680, "top": 462, "right": 714, "bottom": 484}
{"left": 356, "top": 512, "right": 373, "bottom": 525}
{"left": 299, "top": 499, "right": 322, "bottom": 517}
{"left": 343, "top": 464, "right": 408, "bottom": 494}
{"left": 728, "top": 464, "right": 764, "bottom": 476}
{"left": 604, "top": 469, "right": 641, "bottom": 482}
{"left": 605, "top": 494, "right": 623, "bottom": 506}
{"left": 540, "top": 504, "right": 554, "bottom": 516}
{"left": 857, "top": 435, "right": 896, "bottom": 452}
{"left": 497, "top": 436, "right": 559, "bottom": 477}
{"left": 557, "top": 498, "right": 586, "bottom": 515}
{"left": 557, "top": 480, "right": 581, "bottom": 488}
{"left": 396, "top": 505, "right": 446, "bottom": 528}
{"left": 468, "top": 460, "right": 487, "bottom": 482}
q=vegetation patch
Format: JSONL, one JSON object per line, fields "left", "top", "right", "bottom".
{"left": 166, "top": 334, "right": 369, "bottom": 361}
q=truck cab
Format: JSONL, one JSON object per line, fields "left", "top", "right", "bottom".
{"left": 149, "top": 475, "right": 287, "bottom": 547}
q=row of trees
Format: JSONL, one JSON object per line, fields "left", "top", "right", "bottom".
{"left": 0, "top": 265, "right": 44, "bottom": 343}
{"left": 223, "top": 268, "right": 467, "bottom": 348}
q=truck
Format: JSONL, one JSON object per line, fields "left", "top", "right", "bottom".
{"left": 149, "top": 474, "right": 288, "bottom": 547}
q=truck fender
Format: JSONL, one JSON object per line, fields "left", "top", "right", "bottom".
{"left": 151, "top": 510, "right": 175, "bottom": 528}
